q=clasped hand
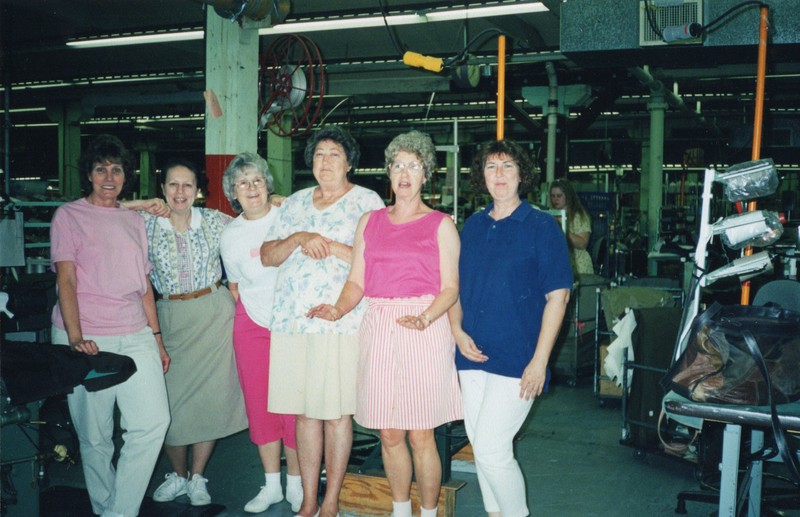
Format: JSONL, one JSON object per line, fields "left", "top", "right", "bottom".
{"left": 299, "top": 234, "right": 333, "bottom": 260}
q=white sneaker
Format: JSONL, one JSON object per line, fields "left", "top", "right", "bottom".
{"left": 187, "top": 474, "right": 211, "bottom": 506}
{"left": 152, "top": 472, "right": 188, "bottom": 502}
{"left": 285, "top": 484, "right": 303, "bottom": 513}
{"left": 244, "top": 485, "right": 283, "bottom": 513}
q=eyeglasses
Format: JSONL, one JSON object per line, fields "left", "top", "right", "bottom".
{"left": 235, "top": 178, "right": 266, "bottom": 190}
{"left": 390, "top": 161, "right": 425, "bottom": 175}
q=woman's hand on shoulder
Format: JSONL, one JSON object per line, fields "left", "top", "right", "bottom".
{"left": 122, "top": 198, "right": 171, "bottom": 217}
{"left": 452, "top": 328, "right": 488, "bottom": 363}
{"left": 270, "top": 194, "right": 286, "bottom": 207}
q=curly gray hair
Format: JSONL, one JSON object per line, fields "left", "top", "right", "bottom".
{"left": 384, "top": 130, "right": 437, "bottom": 180}
{"left": 222, "top": 152, "right": 274, "bottom": 214}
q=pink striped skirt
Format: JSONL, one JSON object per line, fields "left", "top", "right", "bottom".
{"left": 356, "top": 296, "right": 463, "bottom": 430}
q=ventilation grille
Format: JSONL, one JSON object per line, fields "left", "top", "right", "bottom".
{"left": 639, "top": 0, "right": 703, "bottom": 46}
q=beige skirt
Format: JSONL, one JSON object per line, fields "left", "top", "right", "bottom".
{"left": 157, "top": 286, "right": 248, "bottom": 445}
{"left": 268, "top": 332, "right": 359, "bottom": 420}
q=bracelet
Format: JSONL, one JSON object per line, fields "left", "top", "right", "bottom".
{"left": 419, "top": 313, "right": 432, "bottom": 327}
{"left": 153, "top": 331, "right": 162, "bottom": 336}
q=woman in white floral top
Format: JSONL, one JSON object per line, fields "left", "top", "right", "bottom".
{"left": 261, "top": 126, "right": 384, "bottom": 517}
{"left": 140, "top": 160, "right": 248, "bottom": 507}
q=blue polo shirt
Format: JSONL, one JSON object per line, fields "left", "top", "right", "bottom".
{"left": 456, "top": 201, "right": 573, "bottom": 379}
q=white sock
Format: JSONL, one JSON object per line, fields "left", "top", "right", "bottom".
{"left": 420, "top": 506, "right": 438, "bottom": 517}
{"left": 286, "top": 473, "right": 302, "bottom": 492}
{"left": 264, "top": 472, "right": 282, "bottom": 497}
{"left": 392, "top": 500, "right": 412, "bottom": 517}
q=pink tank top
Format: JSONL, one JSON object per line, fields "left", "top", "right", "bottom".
{"left": 363, "top": 208, "right": 446, "bottom": 298}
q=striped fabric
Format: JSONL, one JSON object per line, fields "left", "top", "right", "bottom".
{"left": 356, "top": 296, "right": 462, "bottom": 430}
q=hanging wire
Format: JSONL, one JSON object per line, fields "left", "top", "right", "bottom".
{"left": 700, "top": 1, "right": 769, "bottom": 34}
{"left": 443, "top": 28, "right": 509, "bottom": 68}
{"left": 378, "top": 0, "right": 407, "bottom": 57}
{"left": 642, "top": 0, "right": 663, "bottom": 39}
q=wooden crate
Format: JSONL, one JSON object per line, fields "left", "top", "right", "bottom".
{"left": 340, "top": 472, "right": 466, "bottom": 517}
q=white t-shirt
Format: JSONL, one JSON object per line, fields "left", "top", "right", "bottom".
{"left": 220, "top": 207, "right": 280, "bottom": 328}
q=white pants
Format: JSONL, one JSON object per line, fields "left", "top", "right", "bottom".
{"left": 459, "top": 370, "right": 534, "bottom": 517}
{"left": 53, "top": 326, "right": 170, "bottom": 517}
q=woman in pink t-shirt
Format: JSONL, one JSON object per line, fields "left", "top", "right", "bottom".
{"left": 307, "top": 131, "right": 461, "bottom": 517}
{"left": 50, "top": 134, "right": 171, "bottom": 517}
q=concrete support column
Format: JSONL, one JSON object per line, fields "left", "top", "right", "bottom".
{"left": 205, "top": 10, "right": 259, "bottom": 215}
{"left": 135, "top": 142, "right": 158, "bottom": 199}
{"left": 646, "top": 92, "right": 667, "bottom": 275}
{"left": 46, "top": 102, "right": 88, "bottom": 199}
{"left": 267, "top": 114, "right": 293, "bottom": 197}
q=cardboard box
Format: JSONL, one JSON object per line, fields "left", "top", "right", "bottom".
{"left": 598, "top": 344, "right": 623, "bottom": 397}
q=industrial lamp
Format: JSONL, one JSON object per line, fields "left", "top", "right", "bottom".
{"left": 710, "top": 210, "right": 784, "bottom": 250}
{"left": 674, "top": 158, "right": 781, "bottom": 360}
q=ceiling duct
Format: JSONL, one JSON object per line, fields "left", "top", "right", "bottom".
{"left": 639, "top": 0, "right": 703, "bottom": 46}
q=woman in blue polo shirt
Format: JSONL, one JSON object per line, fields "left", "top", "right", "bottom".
{"left": 449, "top": 140, "right": 573, "bottom": 517}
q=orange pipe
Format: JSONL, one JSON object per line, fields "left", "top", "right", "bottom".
{"left": 496, "top": 35, "right": 506, "bottom": 140}
{"left": 740, "top": 6, "right": 769, "bottom": 306}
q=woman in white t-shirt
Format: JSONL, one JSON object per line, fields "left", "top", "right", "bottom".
{"left": 220, "top": 152, "right": 302, "bottom": 514}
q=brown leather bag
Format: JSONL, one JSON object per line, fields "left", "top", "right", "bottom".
{"left": 665, "top": 302, "right": 800, "bottom": 406}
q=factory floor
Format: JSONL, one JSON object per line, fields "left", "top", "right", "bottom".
{"left": 37, "top": 377, "right": 800, "bottom": 517}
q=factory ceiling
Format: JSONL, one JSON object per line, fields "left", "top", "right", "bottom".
{"left": 3, "top": 0, "right": 800, "bottom": 183}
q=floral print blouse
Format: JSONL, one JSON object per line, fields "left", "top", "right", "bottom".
{"left": 266, "top": 185, "right": 384, "bottom": 335}
{"left": 142, "top": 207, "right": 232, "bottom": 296}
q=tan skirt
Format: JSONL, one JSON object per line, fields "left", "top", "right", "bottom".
{"left": 157, "top": 286, "right": 248, "bottom": 445}
{"left": 268, "top": 332, "right": 359, "bottom": 420}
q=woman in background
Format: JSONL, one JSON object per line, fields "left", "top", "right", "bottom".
{"left": 450, "top": 140, "right": 573, "bottom": 517}
{"left": 220, "top": 152, "right": 302, "bottom": 514}
{"left": 549, "top": 178, "right": 593, "bottom": 276}
{"left": 50, "top": 134, "right": 170, "bottom": 517}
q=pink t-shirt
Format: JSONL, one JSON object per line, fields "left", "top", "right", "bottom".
{"left": 50, "top": 198, "right": 153, "bottom": 335}
{"left": 363, "top": 208, "right": 446, "bottom": 298}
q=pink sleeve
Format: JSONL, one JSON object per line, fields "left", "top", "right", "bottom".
{"left": 49, "top": 206, "right": 77, "bottom": 271}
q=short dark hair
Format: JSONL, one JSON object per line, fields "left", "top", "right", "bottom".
{"left": 469, "top": 140, "right": 537, "bottom": 196}
{"left": 303, "top": 125, "right": 360, "bottom": 180}
{"left": 78, "top": 134, "right": 134, "bottom": 196}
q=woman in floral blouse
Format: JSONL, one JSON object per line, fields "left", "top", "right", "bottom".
{"left": 140, "top": 159, "right": 247, "bottom": 507}
{"left": 260, "top": 126, "right": 384, "bottom": 517}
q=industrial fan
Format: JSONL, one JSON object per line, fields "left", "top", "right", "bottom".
{"left": 258, "top": 34, "right": 325, "bottom": 137}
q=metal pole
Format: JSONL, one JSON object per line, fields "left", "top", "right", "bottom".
{"left": 740, "top": 6, "right": 769, "bottom": 306}
{"left": 496, "top": 35, "right": 505, "bottom": 140}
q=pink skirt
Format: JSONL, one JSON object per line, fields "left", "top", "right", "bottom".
{"left": 356, "top": 296, "right": 462, "bottom": 430}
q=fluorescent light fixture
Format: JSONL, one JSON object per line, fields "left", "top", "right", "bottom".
{"left": 259, "top": 2, "right": 547, "bottom": 35}
{"left": 67, "top": 30, "right": 203, "bottom": 48}
{"left": 65, "top": 3, "right": 546, "bottom": 47}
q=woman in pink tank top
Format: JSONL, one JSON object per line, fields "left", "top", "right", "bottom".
{"left": 307, "top": 131, "right": 462, "bottom": 517}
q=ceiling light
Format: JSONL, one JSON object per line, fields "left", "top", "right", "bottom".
{"left": 67, "top": 30, "right": 204, "bottom": 48}
{"left": 259, "top": 2, "right": 547, "bottom": 36}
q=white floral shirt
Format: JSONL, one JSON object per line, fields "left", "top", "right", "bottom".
{"left": 266, "top": 185, "right": 384, "bottom": 335}
{"left": 142, "top": 207, "right": 232, "bottom": 295}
